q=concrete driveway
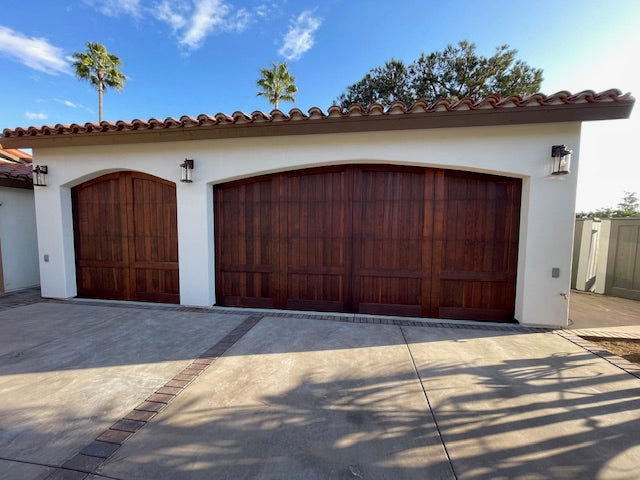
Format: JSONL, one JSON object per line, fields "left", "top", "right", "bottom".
{"left": 1, "top": 298, "right": 639, "bottom": 479}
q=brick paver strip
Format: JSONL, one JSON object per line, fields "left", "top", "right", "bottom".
{"left": 135, "top": 400, "right": 167, "bottom": 413}
{"left": 61, "top": 454, "right": 104, "bottom": 472}
{"left": 111, "top": 418, "right": 147, "bottom": 433}
{"left": 157, "top": 385, "right": 183, "bottom": 395}
{"left": 123, "top": 409, "right": 157, "bottom": 422}
{"left": 165, "top": 379, "right": 191, "bottom": 388}
{"left": 555, "top": 330, "right": 640, "bottom": 380}
{"left": 172, "top": 373, "right": 198, "bottom": 382}
{"left": 80, "top": 441, "right": 121, "bottom": 459}
{"left": 146, "top": 393, "right": 176, "bottom": 404}
{"left": 42, "top": 314, "right": 263, "bottom": 479}
{"left": 96, "top": 429, "right": 133, "bottom": 445}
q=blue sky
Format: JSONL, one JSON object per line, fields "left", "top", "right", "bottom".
{"left": 1, "top": 0, "right": 639, "bottom": 210}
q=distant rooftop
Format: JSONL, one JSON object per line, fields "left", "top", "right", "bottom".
{"left": 0, "top": 145, "right": 32, "bottom": 187}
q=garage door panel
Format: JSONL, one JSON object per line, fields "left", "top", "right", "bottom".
{"left": 73, "top": 172, "right": 179, "bottom": 303}
{"left": 134, "top": 267, "right": 180, "bottom": 303}
{"left": 215, "top": 178, "right": 277, "bottom": 306}
{"left": 76, "top": 266, "right": 128, "bottom": 299}
{"left": 284, "top": 169, "right": 349, "bottom": 309}
{"left": 287, "top": 273, "right": 346, "bottom": 310}
{"left": 73, "top": 176, "right": 125, "bottom": 264}
{"left": 358, "top": 276, "right": 422, "bottom": 307}
{"left": 132, "top": 179, "right": 178, "bottom": 264}
{"left": 214, "top": 165, "right": 520, "bottom": 322}
{"left": 221, "top": 271, "right": 274, "bottom": 305}
{"left": 359, "top": 302, "right": 422, "bottom": 317}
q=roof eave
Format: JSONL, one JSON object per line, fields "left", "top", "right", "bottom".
{"left": 0, "top": 177, "right": 33, "bottom": 189}
{"left": 1, "top": 100, "right": 634, "bottom": 150}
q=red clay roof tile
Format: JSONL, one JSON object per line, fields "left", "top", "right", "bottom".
{"left": 1, "top": 90, "right": 634, "bottom": 148}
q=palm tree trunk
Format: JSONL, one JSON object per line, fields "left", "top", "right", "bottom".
{"left": 98, "top": 82, "right": 103, "bottom": 123}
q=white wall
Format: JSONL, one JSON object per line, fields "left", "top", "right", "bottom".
{"left": 31, "top": 122, "right": 582, "bottom": 326}
{"left": 0, "top": 186, "right": 40, "bottom": 292}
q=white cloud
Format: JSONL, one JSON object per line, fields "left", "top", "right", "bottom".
{"left": 256, "top": 4, "right": 269, "bottom": 18}
{"left": 54, "top": 98, "right": 79, "bottom": 108}
{"left": 180, "top": 0, "right": 229, "bottom": 49}
{"left": 278, "top": 11, "right": 322, "bottom": 61}
{"left": 83, "top": 0, "right": 142, "bottom": 17}
{"left": 255, "top": 2, "right": 281, "bottom": 19}
{"left": 25, "top": 112, "right": 48, "bottom": 121}
{"left": 151, "top": 0, "right": 252, "bottom": 50}
{"left": 0, "top": 25, "right": 71, "bottom": 75}
{"left": 154, "top": 0, "right": 188, "bottom": 31}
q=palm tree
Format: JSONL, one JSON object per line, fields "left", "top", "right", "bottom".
{"left": 72, "top": 42, "right": 126, "bottom": 122}
{"left": 256, "top": 62, "right": 297, "bottom": 110}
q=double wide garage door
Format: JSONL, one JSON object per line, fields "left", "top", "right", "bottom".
{"left": 72, "top": 172, "right": 180, "bottom": 303}
{"left": 215, "top": 165, "right": 521, "bottom": 322}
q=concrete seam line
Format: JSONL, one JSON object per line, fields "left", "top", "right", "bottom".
{"left": 0, "top": 455, "right": 125, "bottom": 480}
{"left": 49, "top": 314, "right": 264, "bottom": 479}
{"left": 398, "top": 325, "right": 458, "bottom": 480}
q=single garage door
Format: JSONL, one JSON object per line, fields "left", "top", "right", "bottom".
{"left": 72, "top": 171, "right": 180, "bottom": 303}
{"left": 214, "top": 165, "right": 521, "bottom": 322}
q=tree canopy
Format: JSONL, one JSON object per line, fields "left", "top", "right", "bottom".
{"left": 72, "top": 42, "right": 126, "bottom": 122}
{"left": 336, "top": 40, "right": 543, "bottom": 108}
{"left": 576, "top": 192, "right": 640, "bottom": 218}
{"left": 256, "top": 62, "right": 297, "bottom": 110}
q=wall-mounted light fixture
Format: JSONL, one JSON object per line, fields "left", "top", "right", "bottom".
{"left": 180, "top": 159, "right": 194, "bottom": 183}
{"left": 551, "top": 145, "right": 572, "bottom": 175}
{"left": 33, "top": 165, "right": 48, "bottom": 186}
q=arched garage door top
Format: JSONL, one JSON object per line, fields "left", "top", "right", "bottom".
{"left": 73, "top": 171, "right": 179, "bottom": 303}
{"left": 214, "top": 165, "right": 521, "bottom": 322}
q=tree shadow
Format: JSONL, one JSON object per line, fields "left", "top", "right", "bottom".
{"left": 1, "top": 307, "right": 639, "bottom": 479}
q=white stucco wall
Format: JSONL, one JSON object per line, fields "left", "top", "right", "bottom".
{"left": 0, "top": 186, "right": 40, "bottom": 292}
{"left": 30, "top": 122, "right": 581, "bottom": 326}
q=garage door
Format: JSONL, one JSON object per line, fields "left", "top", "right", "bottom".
{"left": 214, "top": 165, "right": 521, "bottom": 322}
{"left": 72, "top": 171, "right": 179, "bottom": 303}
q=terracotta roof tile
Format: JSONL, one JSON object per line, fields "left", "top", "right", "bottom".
{"left": 0, "top": 161, "right": 32, "bottom": 183}
{"left": 1, "top": 90, "right": 634, "bottom": 148}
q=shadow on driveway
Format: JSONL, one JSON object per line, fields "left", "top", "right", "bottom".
{"left": 0, "top": 298, "right": 638, "bottom": 479}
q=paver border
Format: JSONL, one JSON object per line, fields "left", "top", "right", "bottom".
{"left": 555, "top": 330, "right": 640, "bottom": 380}
{"left": 42, "top": 314, "right": 263, "bottom": 480}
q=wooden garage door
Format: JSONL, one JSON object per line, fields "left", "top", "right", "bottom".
{"left": 72, "top": 172, "right": 179, "bottom": 303}
{"left": 214, "top": 165, "right": 521, "bottom": 322}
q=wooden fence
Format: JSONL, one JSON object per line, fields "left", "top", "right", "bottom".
{"left": 572, "top": 218, "right": 640, "bottom": 301}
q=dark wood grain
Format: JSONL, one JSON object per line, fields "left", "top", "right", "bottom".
{"left": 214, "top": 165, "right": 521, "bottom": 321}
{"left": 72, "top": 172, "right": 179, "bottom": 303}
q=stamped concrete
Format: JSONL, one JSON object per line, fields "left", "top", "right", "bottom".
{"left": 0, "top": 302, "right": 246, "bottom": 478}
{"left": 402, "top": 326, "right": 640, "bottom": 480}
{"left": 1, "top": 297, "right": 640, "bottom": 479}
{"left": 96, "top": 316, "right": 455, "bottom": 480}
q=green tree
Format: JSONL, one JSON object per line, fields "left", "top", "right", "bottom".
{"left": 617, "top": 191, "right": 640, "bottom": 216}
{"left": 256, "top": 62, "right": 297, "bottom": 110}
{"left": 576, "top": 192, "right": 640, "bottom": 218}
{"left": 72, "top": 42, "right": 126, "bottom": 122}
{"left": 336, "top": 40, "right": 543, "bottom": 108}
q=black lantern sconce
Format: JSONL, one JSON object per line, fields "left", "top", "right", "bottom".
{"left": 180, "top": 158, "right": 194, "bottom": 183}
{"left": 551, "top": 145, "right": 572, "bottom": 175}
{"left": 33, "top": 165, "right": 48, "bottom": 186}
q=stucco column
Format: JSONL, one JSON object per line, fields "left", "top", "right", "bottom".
{"left": 34, "top": 186, "right": 77, "bottom": 299}
{"left": 176, "top": 180, "right": 215, "bottom": 307}
{"left": 515, "top": 160, "right": 579, "bottom": 327}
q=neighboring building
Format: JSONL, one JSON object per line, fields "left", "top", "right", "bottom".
{"left": 1, "top": 90, "right": 634, "bottom": 326}
{"left": 0, "top": 146, "right": 40, "bottom": 293}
